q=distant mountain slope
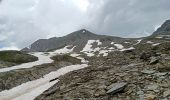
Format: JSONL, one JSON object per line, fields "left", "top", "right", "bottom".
{"left": 153, "top": 20, "right": 170, "bottom": 35}
{"left": 22, "top": 29, "right": 128, "bottom": 52}
{"left": 23, "top": 20, "right": 170, "bottom": 53}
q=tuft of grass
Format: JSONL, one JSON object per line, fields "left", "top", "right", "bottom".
{"left": 0, "top": 50, "right": 38, "bottom": 64}
{"left": 51, "top": 54, "right": 81, "bottom": 64}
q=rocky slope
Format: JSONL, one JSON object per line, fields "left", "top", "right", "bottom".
{"left": 0, "top": 20, "right": 170, "bottom": 100}
{"left": 22, "top": 29, "right": 136, "bottom": 52}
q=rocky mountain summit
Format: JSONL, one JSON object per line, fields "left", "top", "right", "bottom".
{"left": 0, "top": 20, "right": 170, "bottom": 100}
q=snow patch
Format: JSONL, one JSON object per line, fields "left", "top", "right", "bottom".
{"left": 0, "top": 64, "right": 88, "bottom": 100}
{"left": 81, "top": 40, "right": 102, "bottom": 57}
{"left": 120, "top": 47, "right": 135, "bottom": 51}
{"left": 51, "top": 45, "right": 75, "bottom": 55}
{"left": 99, "top": 50, "right": 109, "bottom": 56}
{"left": 111, "top": 42, "right": 115, "bottom": 44}
{"left": 146, "top": 41, "right": 154, "bottom": 44}
{"left": 114, "top": 44, "right": 124, "bottom": 49}
{"left": 152, "top": 43, "right": 160, "bottom": 46}
{"left": 134, "top": 39, "right": 142, "bottom": 45}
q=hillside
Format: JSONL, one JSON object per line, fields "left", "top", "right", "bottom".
{"left": 0, "top": 50, "right": 38, "bottom": 68}
{"left": 0, "top": 20, "right": 170, "bottom": 100}
{"left": 22, "top": 29, "right": 133, "bottom": 52}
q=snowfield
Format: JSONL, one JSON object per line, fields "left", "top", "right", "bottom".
{"left": 0, "top": 64, "right": 88, "bottom": 100}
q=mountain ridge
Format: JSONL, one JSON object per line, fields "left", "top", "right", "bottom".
{"left": 22, "top": 29, "right": 125, "bottom": 52}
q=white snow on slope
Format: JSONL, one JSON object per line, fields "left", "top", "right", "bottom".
{"left": 134, "top": 39, "right": 142, "bottom": 45}
{"left": 70, "top": 53, "right": 89, "bottom": 63}
{"left": 120, "top": 47, "right": 135, "bottom": 51}
{"left": 81, "top": 40, "right": 102, "bottom": 57}
{"left": 152, "top": 43, "right": 160, "bottom": 46}
{"left": 0, "top": 64, "right": 88, "bottom": 100}
{"left": 111, "top": 42, "right": 115, "bottom": 44}
{"left": 111, "top": 42, "right": 124, "bottom": 49}
{"left": 99, "top": 50, "right": 112, "bottom": 57}
{"left": 0, "top": 45, "right": 75, "bottom": 73}
{"left": 50, "top": 45, "right": 75, "bottom": 55}
{"left": 114, "top": 44, "right": 124, "bottom": 49}
{"left": 147, "top": 41, "right": 154, "bottom": 44}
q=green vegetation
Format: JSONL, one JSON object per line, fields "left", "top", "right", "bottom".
{"left": 51, "top": 54, "right": 81, "bottom": 64}
{"left": 0, "top": 50, "right": 38, "bottom": 64}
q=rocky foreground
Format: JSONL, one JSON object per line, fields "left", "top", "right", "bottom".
{"left": 36, "top": 42, "right": 170, "bottom": 100}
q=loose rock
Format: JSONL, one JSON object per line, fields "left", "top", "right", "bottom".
{"left": 106, "top": 82, "right": 127, "bottom": 94}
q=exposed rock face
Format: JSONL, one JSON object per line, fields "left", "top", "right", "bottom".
{"left": 22, "top": 29, "right": 123, "bottom": 52}
{"left": 153, "top": 20, "right": 170, "bottom": 35}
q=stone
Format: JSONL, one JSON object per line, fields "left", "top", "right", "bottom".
{"left": 141, "top": 69, "right": 155, "bottom": 74}
{"left": 154, "top": 72, "right": 167, "bottom": 76}
{"left": 106, "top": 82, "right": 127, "bottom": 94}
{"left": 145, "top": 94, "right": 156, "bottom": 100}
{"left": 137, "top": 91, "right": 145, "bottom": 100}
{"left": 94, "top": 88, "right": 106, "bottom": 97}
{"left": 163, "top": 89, "right": 170, "bottom": 97}
{"left": 149, "top": 57, "right": 159, "bottom": 65}
{"left": 146, "top": 84, "right": 159, "bottom": 91}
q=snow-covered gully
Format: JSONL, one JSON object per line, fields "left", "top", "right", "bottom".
{"left": 0, "top": 64, "right": 88, "bottom": 100}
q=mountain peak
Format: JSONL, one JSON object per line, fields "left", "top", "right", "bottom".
{"left": 153, "top": 20, "right": 170, "bottom": 35}
{"left": 66, "top": 29, "right": 97, "bottom": 37}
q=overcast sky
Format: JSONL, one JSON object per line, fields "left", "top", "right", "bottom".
{"left": 0, "top": 0, "right": 170, "bottom": 50}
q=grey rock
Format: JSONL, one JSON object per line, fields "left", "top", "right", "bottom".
{"left": 106, "top": 82, "right": 127, "bottom": 94}
{"left": 141, "top": 69, "right": 155, "bottom": 74}
{"left": 145, "top": 84, "right": 159, "bottom": 91}
{"left": 163, "top": 89, "right": 170, "bottom": 97}
{"left": 149, "top": 57, "right": 159, "bottom": 65}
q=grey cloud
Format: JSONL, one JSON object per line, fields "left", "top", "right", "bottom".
{"left": 0, "top": 0, "right": 87, "bottom": 49}
{"left": 86, "top": 0, "right": 170, "bottom": 37}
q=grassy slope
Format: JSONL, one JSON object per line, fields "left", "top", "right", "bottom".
{"left": 0, "top": 50, "right": 38, "bottom": 64}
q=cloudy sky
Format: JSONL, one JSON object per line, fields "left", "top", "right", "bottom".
{"left": 0, "top": 0, "right": 170, "bottom": 50}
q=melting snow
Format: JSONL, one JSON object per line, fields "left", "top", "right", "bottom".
{"left": 99, "top": 50, "right": 109, "bottom": 57}
{"left": 111, "top": 42, "right": 115, "bottom": 44}
{"left": 0, "top": 64, "right": 88, "bottom": 100}
{"left": 147, "top": 41, "right": 154, "bottom": 44}
{"left": 114, "top": 44, "right": 124, "bottom": 49}
{"left": 50, "top": 45, "right": 75, "bottom": 55}
{"left": 81, "top": 40, "right": 102, "bottom": 57}
{"left": 120, "top": 47, "right": 135, "bottom": 51}
{"left": 134, "top": 39, "right": 142, "bottom": 45}
{"left": 152, "top": 43, "right": 160, "bottom": 46}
